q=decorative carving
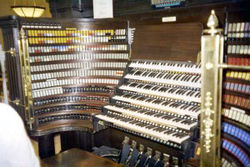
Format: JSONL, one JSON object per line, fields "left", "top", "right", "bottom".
{"left": 202, "top": 92, "right": 214, "bottom": 153}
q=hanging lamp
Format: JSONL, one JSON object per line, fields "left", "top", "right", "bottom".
{"left": 11, "top": 0, "right": 45, "bottom": 18}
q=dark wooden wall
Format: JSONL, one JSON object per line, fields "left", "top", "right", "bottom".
{"left": 46, "top": 0, "right": 249, "bottom": 62}
{"left": 46, "top": 0, "right": 248, "bottom": 19}
{"left": 131, "top": 23, "right": 202, "bottom": 62}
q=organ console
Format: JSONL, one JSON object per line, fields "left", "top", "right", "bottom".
{"left": 0, "top": 3, "right": 249, "bottom": 166}
{"left": 93, "top": 59, "right": 201, "bottom": 166}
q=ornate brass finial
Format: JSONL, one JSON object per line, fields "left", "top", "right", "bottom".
{"left": 20, "top": 28, "right": 26, "bottom": 39}
{"left": 207, "top": 10, "right": 219, "bottom": 29}
{"left": 203, "top": 10, "right": 223, "bottom": 35}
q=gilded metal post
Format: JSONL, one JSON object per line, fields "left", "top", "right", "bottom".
{"left": 200, "top": 10, "right": 224, "bottom": 167}
{"left": 19, "top": 28, "right": 34, "bottom": 130}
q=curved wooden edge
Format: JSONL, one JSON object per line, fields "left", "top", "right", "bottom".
{"left": 34, "top": 101, "right": 108, "bottom": 110}
{"left": 31, "top": 120, "right": 93, "bottom": 137}
{"left": 33, "top": 92, "right": 113, "bottom": 101}
{"left": 35, "top": 109, "right": 101, "bottom": 118}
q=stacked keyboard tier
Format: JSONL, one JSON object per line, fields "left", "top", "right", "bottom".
{"left": 93, "top": 59, "right": 201, "bottom": 165}
{"left": 1, "top": 18, "right": 130, "bottom": 136}
{"left": 222, "top": 12, "right": 250, "bottom": 167}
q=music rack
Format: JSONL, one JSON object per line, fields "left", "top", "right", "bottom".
{"left": 0, "top": 16, "right": 132, "bottom": 136}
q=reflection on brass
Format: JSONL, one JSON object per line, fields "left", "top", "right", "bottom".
{"left": 13, "top": 98, "right": 20, "bottom": 106}
{"left": 9, "top": 48, "right": 16, "bottom": 57}
{"left": 201, "top": 10, "right": 223, "bottom": 167}
{"left": 219, "top": 64, "right": 250, "bottom": 70}
{"left": 19, "top": 28, "right": 34, "bottom": 130}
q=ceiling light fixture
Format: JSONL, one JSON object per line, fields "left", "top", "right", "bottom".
{"left": 11, "top": 0, "right": 45, "bottom": 18}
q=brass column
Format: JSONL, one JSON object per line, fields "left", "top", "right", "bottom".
{"left": 19, "top": 28, "right": 34, "bottom": 130}
{"left": 200, "top": 10, "right": 224, "bottom": 167}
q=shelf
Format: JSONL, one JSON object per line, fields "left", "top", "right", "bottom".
{"left": 32, "top": 82, "right": 118, "bottom": 91}
{"left": 33, "top": 92, "right": 113, "bottom": 101}
{"left": 223, "top": 89, "right": 250, "bottom": 98}
{"left": 27, "top": 34, "right": 127, "bottom": 38}
{"left": 226, "top": 54, "right": 250, "bottom": 57}
{"left": 221, "top": 148, "right": 243, "bottom": 167}
{"left": 223, "top": 103, "right": 249, "bottom": 113}
{"left": 31, "top": 67, "right": 126, "bottom": 74}
{"left": 222, "top": 133, "right": 250, "bottom": 155}
{"left": 35, "top": 109, "right": 101, "bottom": 118}
{"left": 226, "top": 39, "right": 250, "bottom": 45}
{"left": 222, "top": 116, "right": 249, "bottom": 132}
{"left": 224, "top": 77, "right": 250, "bottom": 84}
{"left": 33, "top": 101, "right": 108, "bottom": 110}
{"left": 31, "top": 76, "right": 121, "bottom": 84}
{"left": 30, "top": 59, "right": 129, "bottom": 65}
{"left": 29, "top": 50, "right": 129, "bottom": 56}
{"left": 28, "top": 41, "right": 128, "bottom": 46}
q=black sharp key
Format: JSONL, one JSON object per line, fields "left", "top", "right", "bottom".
{"left": 151, "top": 85, "right": 160, "bottom": 91}
{"left": 145, "top": 98, "right": 154, "bottom": 103}
{"left": 145, "top": 111, "right": 156, "bottom": 116}
{"left": 194, "top": 92, "right": 200, "bottom": 98}
{"left": 137, "top": 84, "right": 144, "bottom": 88}
{"left": 129, "top": 83, "right": 138, "bottom": 87}
{"left": 195, "top": 76, "right": 201, "bottom": 82}
{"left": 158, "top": 87, "right": 169, "bottom": 92}
{"left": 137, "top": 109, "right": 148, "bottom": 114}
{"left": 162, "top": 114, "right": 175, "bottom": 120}
{"left": 181, "top": 119, "right": 193, "bottom": 125}
{"left": 146, "top": 125, "right": 156, "bottom": 129}
{"left": 134, "top": 71, "right": 143, "bottom": 76}
{"left": 163, "top": 73, "right": 171, "bottom": 79}
{"left": 162, "top": 101, "right": 171, "bottom": 106}
{"left": 191, "top": 75, "right": 199, "bottom": 82}
{"left": 189, "top": 91, "right": 196, "bottom": 96}
{"left": 144, "top": 85, "right": 153, "bottom": 90}
{"left": 172, "top": 117, "right": 183, "bottom": 122}
{"left": 153, "top": 99, "right": 163, "bottom": 104}
{"left": 163, "top": 130, "right": 175, "bottom": 135}
{"left": 154, "top": 127, "right": 166, "bottom": 132}
{"left": 137, "top": 96, "right": 147, "bottom": 101}
{"left": 154, "top": 113, "right": 165, "bottom": 117}
{"left": 156, "top": 73, "right": 165, "bottom": 79}
{"left": 168, "top": 74, "right": 175, "bottom": 79}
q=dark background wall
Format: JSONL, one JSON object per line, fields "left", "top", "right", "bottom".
{"left": 46, "top": 0, "right": 246, "bottom": 18}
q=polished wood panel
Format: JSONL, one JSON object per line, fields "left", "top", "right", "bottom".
{"left": 31, "top": 120, "right": 93, "bottom": 136}
{"left": 41, "top": 148, "right": 121, "bottom": 167}
{"left": 131, "top": 23, "right": 202, "bottom": 62}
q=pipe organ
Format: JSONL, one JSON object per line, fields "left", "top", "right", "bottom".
{"left": 0, "top": 4, "right": 249, "bottom": 167}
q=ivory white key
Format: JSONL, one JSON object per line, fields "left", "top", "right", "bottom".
{"left": 125, "top": 71, "right": 201, "bottom": 89}
{"left": 96, "top": 114, "right": 190, "bottom": 144}
{"left": 104, "top": 105, "right": 197, "bottom": 130}
{"left": 119, "top": 83, "right": 200, "bottom": 103}
{"left": 112, "top": 95, "right": 200, "bottom": 118}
